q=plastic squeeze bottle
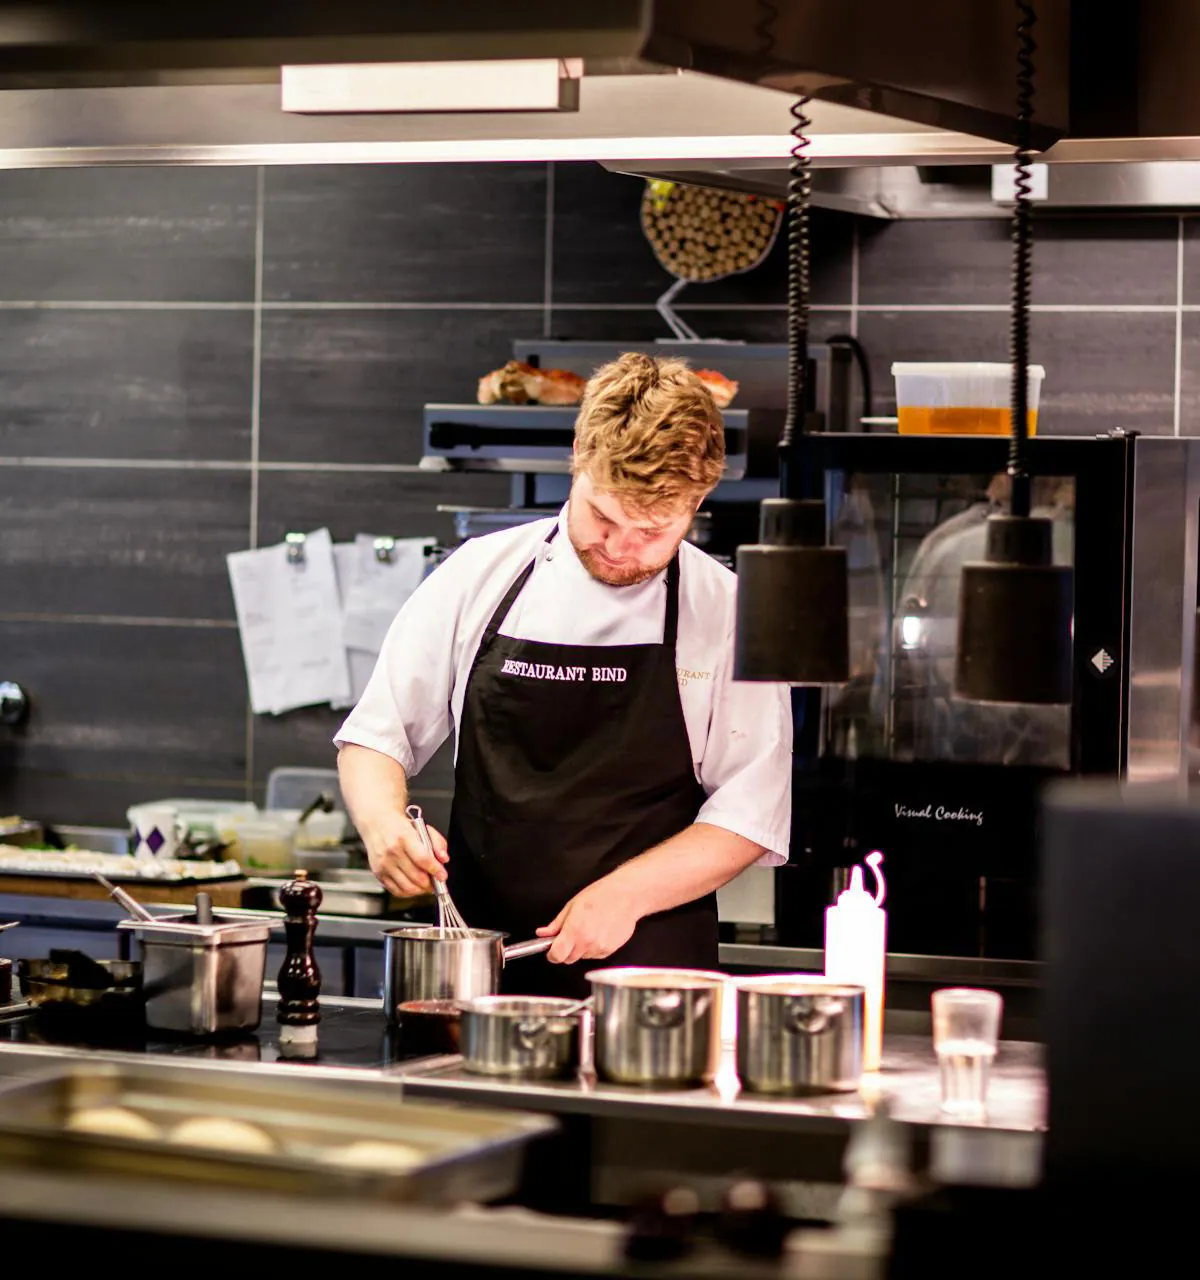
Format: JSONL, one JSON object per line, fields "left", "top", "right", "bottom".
{"left": 824, "top": 852, "right": 887, "bottom": 1072}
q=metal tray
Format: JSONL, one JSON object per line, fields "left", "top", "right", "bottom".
{"left": 0, "top": 1064, "right": 555, "bottom": 1204}
{"left": 245, "top": 872, "right": 388, "bottom": 917}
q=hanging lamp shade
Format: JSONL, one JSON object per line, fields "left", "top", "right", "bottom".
{"left": 734, "top": 497, "right": 849, "bottom": 684}
{"left": 953, "top": 513, "right": 1073, "bottom": 704}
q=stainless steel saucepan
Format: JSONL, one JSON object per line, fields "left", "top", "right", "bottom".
{"left": 588, "top": 967, "right": 726, "bottom": 1086}
{"left": 735, "top": 975, "right": 865, "bottom": 1095}
{"left": 383, "top": 927, "right": 551, "bottom": 1022}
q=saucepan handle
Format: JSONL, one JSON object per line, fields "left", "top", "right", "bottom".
{"left": 502, "top": 938, "right": 553, "bottom": 962}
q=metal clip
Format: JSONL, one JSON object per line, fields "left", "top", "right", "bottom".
{"left": 284, "top": 532, "right": 307, "bottom": 565}
{"left": 373, "top": 536, "right": 396, "bottom": 564}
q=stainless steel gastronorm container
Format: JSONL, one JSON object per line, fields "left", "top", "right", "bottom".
{"left": 0, "top": 1063, "right": 555, "bottom": 1205}
{"left": 588, "top": 967, "right": 725, "bottom": 1087}
{"left": 119, "top": 914, "right": 270, "bottom": 1035}
{"left": 459, "top": 996, "right": 582, "bottom": 1079}
{"left": 383, "top": 927, "right": 550, "bottom": 1021}
{"left": 736, "top": 976, "right": 865, "bottom": 1095}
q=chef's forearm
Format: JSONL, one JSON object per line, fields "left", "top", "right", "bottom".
{"left": 602, "top": 822, "right": 764, "bottom": 919}
{"left": 336, "top": 743, "right": 410, "bottom": 836}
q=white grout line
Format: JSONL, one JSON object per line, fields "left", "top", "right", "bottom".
{"left": 0, "top": 456, "right": 433, "bottom": 473}
{"left": 0, "top": 297, "right": 1176, "bottom": 315}
{"left": 0, "top": 456, "right": 252, "bottom": 470}
{"left": 0, "top": 613, "right": 237, "bottom": 629}
{"left": 248, "top": 165, "right": 265, "bottom": 551}
{"left": 1176, "top": 216, "right": 1185, "bottom": 438}
{"left": 246, "top": 165, "right": 267, "bottom": 796}
{"left": 849, "top": 221, "right": 860, "bottom": 340}
{"left": 543, "top": 161, "right": 555, "bottom": 340}
{"left": 0, "top": 300, "right": 252, "bottom": 310}
{"left": 260, "top": 300, "right": 545, "bottom": 311}
{"left": 260, "top": 460, "right": 429, "bottom": 474}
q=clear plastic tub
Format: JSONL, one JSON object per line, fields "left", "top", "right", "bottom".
{"left": 892, "top": 362, "right": 1045, "bottom": 435}
{"left": 226, "top": 812, "right": 298, "bottom": 871}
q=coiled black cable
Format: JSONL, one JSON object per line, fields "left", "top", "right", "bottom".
{"left": 1009, "top": 0, "right": 1036, "bottom": 519}
{"left": 782, "top": 94, "right": 813, "bottom": 455}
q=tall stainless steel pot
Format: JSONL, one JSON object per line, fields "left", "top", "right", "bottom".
{"left": 383, "top": 927, "right": 550, "bottom": 1022}
{"left": 589, "top": 967, "right": 725, "bottom": 1086}
{"left": 736, "top": 976, "right": 865, "bottom": 1094}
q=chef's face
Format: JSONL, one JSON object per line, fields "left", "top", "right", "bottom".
{"left": 568, "top": 471, "right": 695, "bottom": 586}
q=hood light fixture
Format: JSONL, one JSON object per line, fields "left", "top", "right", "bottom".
{"left": 734, "top": 81, "right": 849, "bottom": 685}
{"left": 953, "top": 0, "right": 1073, "bottom": 707}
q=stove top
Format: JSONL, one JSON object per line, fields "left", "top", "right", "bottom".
{"left": 0, "top": 1002, "right": 447, "bottom": 1071}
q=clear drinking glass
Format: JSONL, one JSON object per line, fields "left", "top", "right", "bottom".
{"left": 931, "top": 988, "right": 1003, "bottom": 1118}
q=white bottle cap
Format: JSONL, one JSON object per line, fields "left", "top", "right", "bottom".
{"left": 836, "top": 866, "right": 875, "bottom": 910}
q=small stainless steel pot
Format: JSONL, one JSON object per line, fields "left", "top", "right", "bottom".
{"left": 589, "top": 967, "right": 725, "bottom": 1087}
{"left": 459, "top": 995, "right": 582, "bottom": 1078}
{"left": 736, "top": 976, "right": 865, "bottom": 1095}
{"left": 382, "top": 927, "right": 550, "bottom": 1022}
{"left": 118, "top": 914, "right": 270, "bottom": 1036}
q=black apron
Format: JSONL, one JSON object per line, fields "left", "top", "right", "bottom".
{"left": 447, "top": 525, "right": 718, "bottom": 998}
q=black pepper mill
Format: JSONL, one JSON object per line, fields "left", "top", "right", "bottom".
{"left": 277, "top": 870, "right": 322, "bottom": 1055}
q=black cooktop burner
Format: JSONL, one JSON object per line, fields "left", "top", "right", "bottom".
{"left": 0, "top": 1003, "right": 448, "bottom": 1070}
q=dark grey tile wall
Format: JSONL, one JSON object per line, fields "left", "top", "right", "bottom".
{"left": 858, "top": 212, "right": 1186, "bottom": 437}
{"left": 0, "top": 161, "right": 1187, "bottom": 826}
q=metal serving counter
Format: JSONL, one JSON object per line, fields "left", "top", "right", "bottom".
{"left": 0, "top": 992, "right": 1045, "bottom": 1218}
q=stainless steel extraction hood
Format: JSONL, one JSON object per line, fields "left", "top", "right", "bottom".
{"left": 0, "top": 0, "right": 1199, "bottom": 209}
{"left": 0, "top": 0, "right": 1066, "bottom": 169}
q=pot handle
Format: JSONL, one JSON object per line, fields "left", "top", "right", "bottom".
{"left": 502, "top": 938, "right": 553, "bottom": 962}
{"left": 783, "top": 995, "right": 843, "bottom": 1037}
{"left": 514, "top": 1017, "right": 552, "bottom": 1052}
{"left": 636, "top": 990, "right": 705, "bottom": 1030}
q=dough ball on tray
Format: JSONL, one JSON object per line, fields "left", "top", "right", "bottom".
{"left": 66, "top": 1105, "right": 161, "bottom": 1142}
{"left": 167, "top": 1115, "right": 277, "bottom": 1155}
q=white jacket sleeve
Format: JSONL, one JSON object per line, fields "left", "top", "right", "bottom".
{"left": 693, "top": 623, "right": 793, "bottom": 866}
{"left": 333, "top": 552, "right": 467, "bottom": 777}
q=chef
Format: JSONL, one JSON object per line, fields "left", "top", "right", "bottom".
{"left": 336, "top": 352, "right": 792, "bottom": 996}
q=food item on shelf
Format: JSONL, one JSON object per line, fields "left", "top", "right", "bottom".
{"left": 478, "top": 360, "right": 538, "bottom": 405}
{"left": 695, "top": 369, "right": 739, "bottom": 408}
{"left": 167, "top": 1116, "right": 277, "bottom": 1154}
{"left": 66, "top": 1106, "right": 161, "bottom": 1142}
{"left": 477, "top": 361, "right": 587, "bottom": 407}
{"left": 533, "top": 367, "right": 588, "bottom": 405}
{"left": 323, "top": 1139, "right": 424, "bottom": 1173}
{"left": 0, "top": 845, "right": 240, "bottom": 880}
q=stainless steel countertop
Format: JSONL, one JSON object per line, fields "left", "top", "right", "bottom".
{"left": 398, "top": 1034, "right": 1045, "bottom": 1137}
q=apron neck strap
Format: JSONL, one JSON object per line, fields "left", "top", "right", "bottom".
{"left": 481, "top": 520, "right": 682, "bottom": 650}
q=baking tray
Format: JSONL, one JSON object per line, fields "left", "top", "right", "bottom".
{"left": 0, "top": 1064, "right": 555, "bottom": 1204}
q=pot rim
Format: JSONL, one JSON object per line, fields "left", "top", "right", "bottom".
{"left": 587, "top": 966, "right": 726, "bottom": 990}
{"left": 383, "top": 926, "right": 506, "bottom": 943}
{"left": 459, "top": 995, "right": 585, "bottom": 1017}
{"left": 735, "top": 973, "right": 866, "bottom": 998}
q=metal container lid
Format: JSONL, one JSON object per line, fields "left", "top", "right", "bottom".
{"left": 117, "top": 913, "right": 271, "bottom": 947}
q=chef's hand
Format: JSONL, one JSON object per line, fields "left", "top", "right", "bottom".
{"left": 536, "top": 878, "right": 640, "bottom": 964}
{"left": 362, "top": 811, "right": 448, "bottom": 899}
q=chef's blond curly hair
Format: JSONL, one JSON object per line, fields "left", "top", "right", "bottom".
{"left": 572, "top": 353, "right": 725, "bottom": 513}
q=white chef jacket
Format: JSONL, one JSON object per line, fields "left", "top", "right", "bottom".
{"left": 335, "top": 506, "right": 793, "bottom": 864}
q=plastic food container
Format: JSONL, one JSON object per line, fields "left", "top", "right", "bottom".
{"left": 892, "top": 362, "right": 1045, "bottom": 436}
{"left": 226, "top": 812, "right": 298, "bottom": 870}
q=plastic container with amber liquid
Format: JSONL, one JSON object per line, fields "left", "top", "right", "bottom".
{"left": 892, "top": 362, "right": 1045, "bottom": 436}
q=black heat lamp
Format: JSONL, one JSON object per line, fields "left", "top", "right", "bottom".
{"left": 733, "top": 97, "right": 849, "bottom": 684}
{"left": 953, "top": 0, "right": 1073, "bottom": 706}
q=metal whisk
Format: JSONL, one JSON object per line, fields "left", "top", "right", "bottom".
{"left": 405, "top": 804, "right": 471, "bottom": 935}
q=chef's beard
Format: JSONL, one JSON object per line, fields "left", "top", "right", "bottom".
{"left": 568, "top": 528, "right": 683, "bottom": 586}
